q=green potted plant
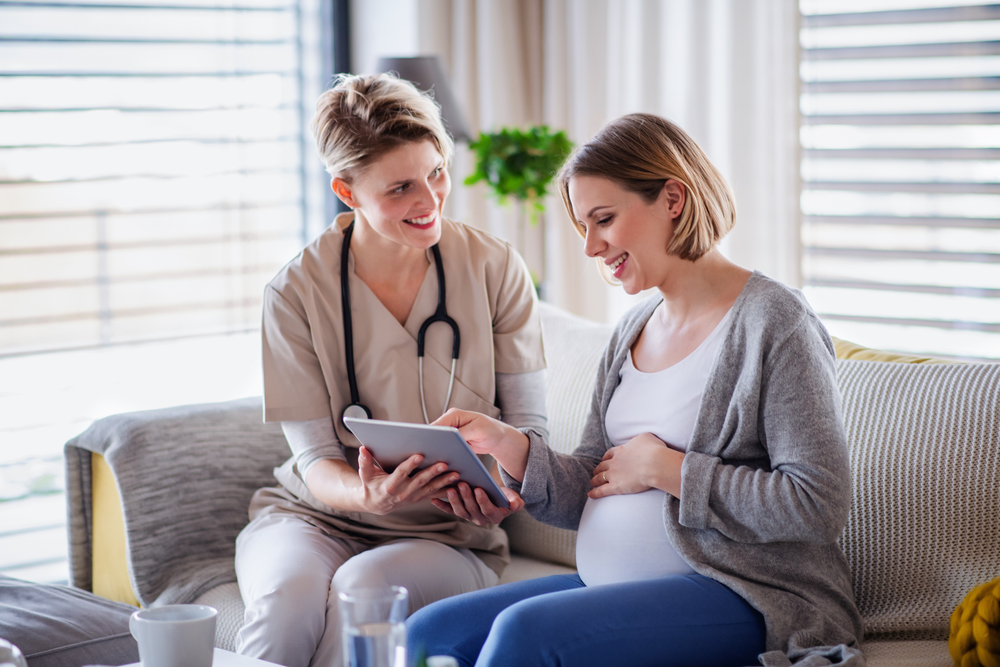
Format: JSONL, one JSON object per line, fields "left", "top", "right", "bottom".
{"left": 464, "top": 125, "right": 573, "bottom": 297}
{"left": 465, "top": 125, "right": 573, "bottom": 223}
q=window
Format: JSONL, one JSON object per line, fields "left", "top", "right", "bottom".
{"left": 0, "top": 0, "right": 331, "bottom": 582}
{"left": 799, "top": 0, "right": 1000, "bottom": 361}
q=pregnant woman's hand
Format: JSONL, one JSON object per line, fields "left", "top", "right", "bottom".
{"left": 357, "top": 445, "right": 459, "bottom": 515}
{"left": 433, "top": 408, "right": 531, "bottom": 482}
{"left": 589, "top": 433, "right": 684, "bottom": 499}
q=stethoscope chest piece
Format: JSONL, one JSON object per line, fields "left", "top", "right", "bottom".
{"left": 341, "top": 403, "right": 372, "bottom": 430}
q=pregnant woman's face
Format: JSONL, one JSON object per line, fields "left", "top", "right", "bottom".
{"left": 336, "top": 139, "right": 452, "bottom": 250}
{"left": 569, "top": 175, "right": 683, "bottom": 295}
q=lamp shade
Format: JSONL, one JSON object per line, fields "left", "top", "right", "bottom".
{"left": 375, "top": 55, "right": 472, "bottom": 142}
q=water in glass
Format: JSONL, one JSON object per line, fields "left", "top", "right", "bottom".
{"left": 345, "top": 621, "right": 406, "bottom": 667}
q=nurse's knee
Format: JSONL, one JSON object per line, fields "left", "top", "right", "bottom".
{"left": 331, "top": 551, "right": 391, "bottom": 594}
{"left": 245, "top": 568, "right": 331, "bottom": 622}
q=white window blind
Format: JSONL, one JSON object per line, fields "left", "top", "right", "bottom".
{"left": 0, "top": 0, "right": 329, "bottom": 583}
{"left": 799, "top": 0, "right": 1000, "bottom": 361}
{"left": 0, "top": 0, "right": 325, "bottom": 356}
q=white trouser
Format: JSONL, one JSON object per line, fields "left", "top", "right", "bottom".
{"left": 234, "top": 511, "right": 498, "bottom": 667}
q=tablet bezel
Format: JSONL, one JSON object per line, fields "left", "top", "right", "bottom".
{"left": 342, "top": 417, "right": 511, "bottom": 510}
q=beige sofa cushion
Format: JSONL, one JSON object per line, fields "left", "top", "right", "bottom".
{"left": 837, "top": 360, "right": 1000, "bottom": 640}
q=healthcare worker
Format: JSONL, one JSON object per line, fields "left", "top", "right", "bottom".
{"left": 233, "top": 72, "right": 547, "bottom": 667}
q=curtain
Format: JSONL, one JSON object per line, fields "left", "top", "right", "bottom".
{"left": 351, "top": 0, "right": 801, "bottom": 324}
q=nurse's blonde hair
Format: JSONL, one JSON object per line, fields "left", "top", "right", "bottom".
{"left": 557, "top": 113, "right": 736, "bottom": 268}
{"left": 311, "top": 72, "right": 454, "bottom": 181}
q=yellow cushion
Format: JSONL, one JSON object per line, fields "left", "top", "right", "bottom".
{"left": 832, "top": 337, "right": 955, "bottom": 364}
{"left": 92, "top": 452, "right": 140, "bottom": 607}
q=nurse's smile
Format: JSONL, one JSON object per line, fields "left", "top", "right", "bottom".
{"left": 404, "top": 211, "right": 438, "bottom": 229}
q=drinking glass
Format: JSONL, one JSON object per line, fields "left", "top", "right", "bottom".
{"left": 338, "top": 586, "right": 408, "bottom": 667}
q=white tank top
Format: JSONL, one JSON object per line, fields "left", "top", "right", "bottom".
{"left": 575, "top": 309, "right": 732, "bottom": 587}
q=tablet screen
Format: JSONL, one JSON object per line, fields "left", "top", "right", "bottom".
{"left": 343, "top": 417, "right": 510, "bottom": 509}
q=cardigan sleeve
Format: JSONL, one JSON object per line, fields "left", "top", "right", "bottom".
{"left": 500, "top": 321, "right": 623, "bottom": 531}
{"left": 679, "top": 313, "right": 852, "bottom": 544}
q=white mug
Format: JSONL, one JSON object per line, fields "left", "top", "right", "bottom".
{"left": 0, "top": 639, "right": 27, "bottom": 667}
{"left": 129, "top": 604, "right": 217, "bottom": 667}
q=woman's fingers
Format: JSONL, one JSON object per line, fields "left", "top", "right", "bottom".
{"left": 588, "top": 483, "right": 611, "bottom": 499}
{"left": 431, "top": 408, "right": 475, "bottom": 429}
{"left": 590, "top": 462, "right": 609, "bottom": 488}
{"left": 501, "top": 487, "right": 525, "bottom": 512}
{"left": 588, "top": 468, "right": 618, "bottom": 498}
{"left": 432, "top": 409, "right": 505, "bottom": 456}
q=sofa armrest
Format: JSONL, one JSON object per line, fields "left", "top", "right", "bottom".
{"left": 64, "top": 396, "right": 288, "bottom": 607}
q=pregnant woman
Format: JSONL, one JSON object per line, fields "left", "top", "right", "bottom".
{"left": 409, "top": 113, "right": 863, "bottom": 667}
{"left": 234, "top": 73, "right": 546, "bottom": 667}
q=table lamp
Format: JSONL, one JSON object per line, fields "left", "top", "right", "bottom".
{"left": 375, "top": 55, "right": 472, "bottom": 143}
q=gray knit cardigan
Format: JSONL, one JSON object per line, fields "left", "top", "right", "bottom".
{"left": 504, "top": 272, "right": 865, "bottom": 667}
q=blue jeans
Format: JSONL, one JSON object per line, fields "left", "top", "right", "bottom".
{"left": 406, "top": 573, "right": 766, "bottom": 667}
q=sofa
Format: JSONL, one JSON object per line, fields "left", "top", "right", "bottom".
{"left": 63, "top": 302, "right": 1000, "bottom": 667}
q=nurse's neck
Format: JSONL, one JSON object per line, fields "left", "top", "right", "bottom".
{"left": 349, "top": 215, "right": 432, "bottom": 325}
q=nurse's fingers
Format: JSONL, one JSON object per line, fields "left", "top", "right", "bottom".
{"left": 401, "top": 460, "right": 453, "bottom": 492}
{"left": 372, "top": 453, "right": 424, "bottom": 496}
{"left": 409, "top": 468, "right": 460, "bottom": 502}
{"left": 473, "top": 487, "right": 522, "bottom": 524}
{"left": 430, "top": 497, "right": 458, "bottom": 516}
{"left": 357, "top": 446, "right": 390, "bottom": 484}
{"left": 381, "top": 452, "right": 425, "bottom": 485}
{"left": 456, "top": 482, "right": 492, "bottom": 526}
{"left": 443, "top": 486, "right": 475, "bottom": 523}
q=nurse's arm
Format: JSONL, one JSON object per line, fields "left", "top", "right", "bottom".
{"left": 305, "top": 452, "right": 460, "bottom": 515}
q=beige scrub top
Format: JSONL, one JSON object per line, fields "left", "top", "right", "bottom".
{"left": 257, "top": 213, "right": 546, "bottom": 575}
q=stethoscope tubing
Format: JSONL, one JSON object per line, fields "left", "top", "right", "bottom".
{"left": 340, "top": 220, "right": 460, "bottom": 426}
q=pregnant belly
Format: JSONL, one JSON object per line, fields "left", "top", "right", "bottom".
{"left": 575, "top": 489, "right": 695, "bottom": 587}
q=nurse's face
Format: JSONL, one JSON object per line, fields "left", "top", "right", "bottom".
{"left": 334, "top": 139, "right": 451, "bottom": 250}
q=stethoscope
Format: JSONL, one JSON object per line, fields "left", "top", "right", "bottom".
{"left": 339, "top": 220, "right": 461, "bottom": 426}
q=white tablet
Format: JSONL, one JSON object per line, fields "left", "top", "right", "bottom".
{"left": 343, "top": 417, "right": 511, "bottom": 509}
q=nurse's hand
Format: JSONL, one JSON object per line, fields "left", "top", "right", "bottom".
{"left": 431, "top": 483, "right": 524, "bottom": 526}
{"left": 357, "top": 446, "right": 460, "bottom": 515}
{"left": 433, "top": 409, "right": 530, "bottom": 482}
{"left": 588, "top": 433, "right": 684, "bottom": 500}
